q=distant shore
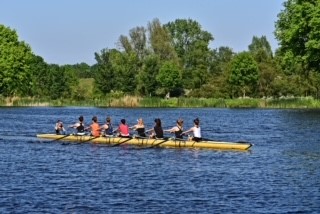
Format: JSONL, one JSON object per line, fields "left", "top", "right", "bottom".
{"left": 1, "top": 96, "right": 320, "bottom": 109}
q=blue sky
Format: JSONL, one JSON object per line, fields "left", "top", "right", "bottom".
{"left": 0, "top": 0, "right": 285, "bottom": 65}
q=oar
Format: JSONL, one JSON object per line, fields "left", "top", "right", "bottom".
{"left": 111, "top": 137, "right": 133, "bottom": 147}
{"left": 80, "top": 135, "right": 101, "bottom": 144}
{"left": 49, "top": 134, "right": 70, "bottom": 142}
{"left": 144, "top": 137, "right": 169, "bottom": 149}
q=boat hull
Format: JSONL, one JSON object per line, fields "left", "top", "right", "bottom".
{"left": 36, "top": 134, "right": 252, "bottom": 150}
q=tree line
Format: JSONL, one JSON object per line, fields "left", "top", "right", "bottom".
{"left": 1, "top": 0, "right": 320, "bottom": 100}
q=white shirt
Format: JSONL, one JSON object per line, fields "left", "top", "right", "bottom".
{"left": 193, "top": 126, "right": 201, "bottom": 138}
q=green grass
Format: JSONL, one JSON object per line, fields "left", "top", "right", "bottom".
{"left": 2, "top": 96, "right": 320, "bottom": 109}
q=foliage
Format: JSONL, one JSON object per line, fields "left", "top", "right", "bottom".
{"left": 156, "top": 61, "right": 182, "bottom": 96}
{"left": 248, "top": 36, "right": 273, "bottom": 63}
{"left": 136, "top": 54, "right": 160, "bottom": 96}
{"left": 228, "top": 52, "right": 260, "bottom": 97}
{"left": 275, "top": 0, "right": 320, "bottom": 72}
{"left": 0, "top": 25, "right": 34, "bottom": 96}
{"left": 165, "top": 19, "right": 214, "bottom": 89}
{"left": 94, "top": 48, "right": 117, "bottom": 94}
{"left": 148, "top": 18, "right": 178, "bottom": 62}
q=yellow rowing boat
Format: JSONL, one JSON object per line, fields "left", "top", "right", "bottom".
{"left": 36, "top": 133, "right": 252, "bottom": 150}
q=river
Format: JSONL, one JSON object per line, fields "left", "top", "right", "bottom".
{"left": 0, "top": 107, "right": 319, "bottom": 213}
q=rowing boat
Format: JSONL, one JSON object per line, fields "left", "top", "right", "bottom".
{"left": 36, "top": 134, "right": 252, "bottom": 150}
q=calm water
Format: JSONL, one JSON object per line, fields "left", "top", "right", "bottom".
{"left": 0, "top": 107, "right": 319, "bottom": 213}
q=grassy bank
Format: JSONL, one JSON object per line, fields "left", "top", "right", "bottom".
{"left": 1, "top": 96, "right": 320, "bottom": 108}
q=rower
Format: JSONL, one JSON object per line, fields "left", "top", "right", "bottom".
{"left": 55, "top": 120, "right": 66, "bottom": 135}
{"left": 182, "top": 118, "right": 202, "bottom": 142}
{"left": 116, "top": 119, "right": 130, "bottom": 138}
{"left": 69, "top": 115, "right": 86, "bottom": 136}
{"left": 130, "top": 118, "right": 146, "bottom": 137}
{"left": 146, "top": 118, "right": 164, "bottom": 139}
{"left": 101, "top": 116, "right": 114, "bottom": 136}
{"left": 164, "top": 118, "right": 184, "bottom": 139}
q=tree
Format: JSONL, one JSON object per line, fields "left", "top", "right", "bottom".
{"left": 0, "top": 25, "right": 34, "bottom": 96}
{"left": 156, "top": 61, "right": 182, "bottom": 96}
{"left": 136, "top": 54, "right": 160, "bottom": 96}
{"left": 228, "top": 52, "right": 259, "bottom": 97}
{"left": 248, "top": 36, "right": 278, "bottom": 97}
{"left": 29, "top": 55, "right": 49, "bottom": 96}
{"left": 94, "top": 48, "right": 138, "bottom": 94}
{"left": 210, "top": 46, "right": 234, "bottom": 75}
{"left": 275, "top": 0, "right": 320, "bottom": 73}
{"left": 148, "top": 18, "right": 178, "bottom": 62}
{"left": 248, "top": 36, "right": 273, "bottom": 63}
{"left": 118, "top": 26, "right": 147, "bottom": 60}
{"left": 94, "top": 48, "right": 117, "bottom": 94}
{"left": 165, "top": 19, "right": 213, "bottom": 89}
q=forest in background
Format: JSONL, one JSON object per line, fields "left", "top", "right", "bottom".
{"left": 1, "top": 0, "right": 320, "bottom": 107}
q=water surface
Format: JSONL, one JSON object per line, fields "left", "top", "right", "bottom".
{"left": 0, "top": 107, "right": 319, "bottom": 213}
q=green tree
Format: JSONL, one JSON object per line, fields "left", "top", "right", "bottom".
{"left": 44, "top": 64, "right": 78, "bottom": 99}
{"left": 156, "top": 61, "right": 182, "bottom": 96}
{"left": 275, "top": 0, "right": 320, "bottom": 72}
{"left": 210, "top": 46, "right": 234, "bottom": 74}
{"left": 228, "top": 52, "right": 260, "bottom": 97}
{"left": 29, "top": 55, "right": 49, "bottom": 96}
{"left": 136, "top": 54, "right": 160, "bottom": 96}
{"left": 165, "top": 19, "right": 214, "bottom": 89}
{"left": 72, "top": 62, "right": 93, "bottom": 78}
{"left": 94, "top": 48, "right": 138, "bottom": 94}
{"left": 148, "top": 18, "right": 178, "bottom": 62}
{"left": 94, "top": 48, "right": 117, "bottom": 94}
{"left": 119, "top": 26, "right": 147, "bottom": 60}
{"left": 248, "top": 36, "right": 278, "bottom": 97}
{"left": 0, "top": 25, "right": 34, "bottom": 96}
{"left": 248, "top": 36, "right": 273, "bottom": 63}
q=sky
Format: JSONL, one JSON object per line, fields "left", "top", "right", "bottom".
{"left": 0, "top": 0, "right": 285, "bottom": 65}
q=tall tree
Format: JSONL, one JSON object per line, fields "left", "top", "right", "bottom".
{"left": 228, "top": 52, "right": 260, "bottom": 97}
{"left": 210, "top": 46, "right": 234, "bottom": 74}
{"left": 275, "top": 0, "right": 320, "bottom": 73}
{"left": 156, "top": 61, "right": 182, "bottom": 96}
{"left": 94, "top": 48, "right": 117, "bottom": 94}
{"left": 248, "top": 36, "right": 277, "bottom": 97}
{"left": 136, "top": 54, "right": 160, "bottom": 96}
{"left": 0, "top": 25, "right": 34, "bottom": 96}
{"left": 148, "top": 18, "right": 178, "bottom": 62}
{"left": 165, "top": 19, "right": 214, "bottom": 89}
{"left": 129, "top": 26, "right": 147, "bottom": 60}
{"left": 248, "top": 36, "right": 273, "bottom": 63}
{"left": 118, "top": 26, "right": 147, "bottom": 60}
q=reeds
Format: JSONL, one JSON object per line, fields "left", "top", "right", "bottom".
{"left": 2, "top": 96, "right": 320, "bottom": 108}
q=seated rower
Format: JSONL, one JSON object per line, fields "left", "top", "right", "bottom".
{"left": 116, "top": 119, "right": 130, "bottom": 138}
{"left": 86, "top": 116, "right": 101, "bottom": 137}
{"left": 55, "top": 120, "right": 66, "bottom": 135}
{"left": 182, "top": 118, "right": 202, "bottom": 142}
{"left": 164, "top": 118, "right": 184, "bottom": 139}
{"left": 146, "top": 118, "right": 164, "bottom": 139}
{"left": 69, "top": 115, "right": 86, "bottom": 135}
{"left": 101, "top": 116, "right": 114, "bottom": 136}
{"left": 130, "top": 118, "right": 146, "bottom": 137}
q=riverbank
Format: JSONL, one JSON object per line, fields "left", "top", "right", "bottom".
{"left": 1, "top": 96, "right": 320, "bottom": 108}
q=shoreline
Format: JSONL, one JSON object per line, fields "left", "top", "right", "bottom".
{"left": 1, "top": 96, "right": 320, "bottom": 109}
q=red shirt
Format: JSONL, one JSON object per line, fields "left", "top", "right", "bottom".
{"left": 119, "top": 124, "right": 129, "bottom": 136}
